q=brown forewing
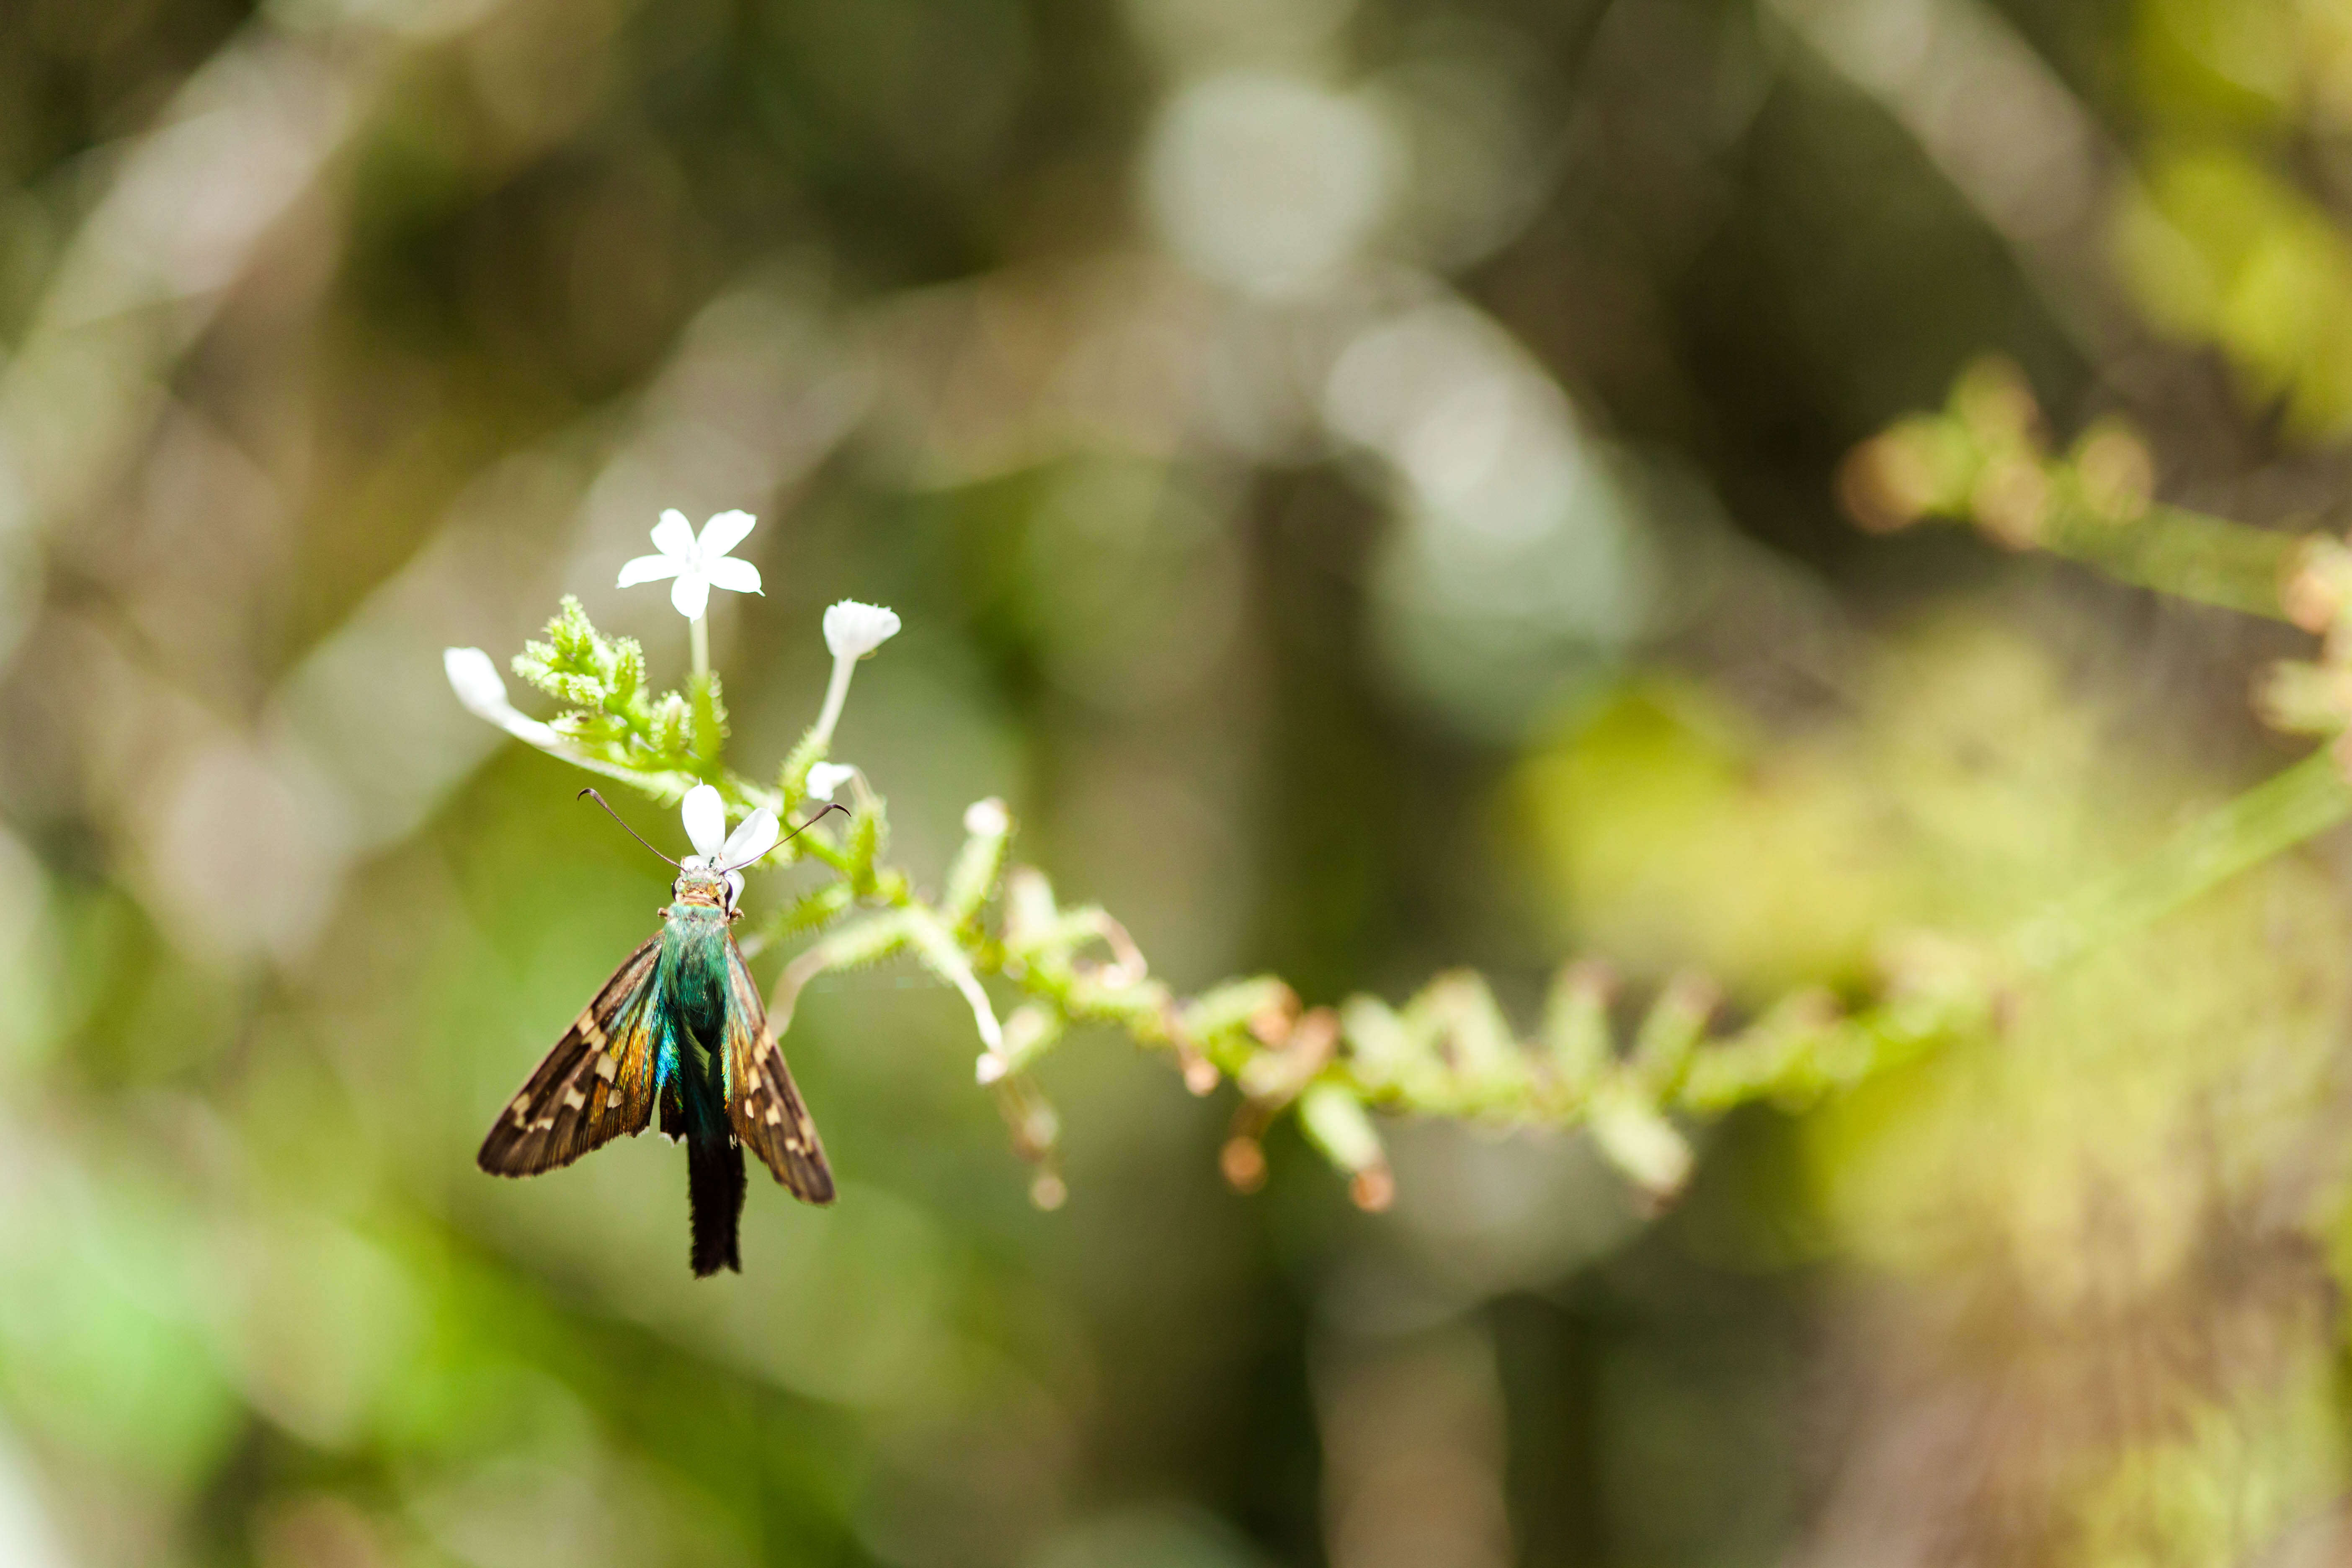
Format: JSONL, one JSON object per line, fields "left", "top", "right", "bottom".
{"left": 478, "top": 936, "right": 662, "bottom": 1176}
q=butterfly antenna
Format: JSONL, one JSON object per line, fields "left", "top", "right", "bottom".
{"left": 577, "top": 788, "right": 686, "bottom": 868}
{"left": 719, "top": 802, "right": 849, "bottom": 874}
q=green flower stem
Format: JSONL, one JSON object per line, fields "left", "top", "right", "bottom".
{"left": 1856, "top": 362, "right": 2311, "bottom": 622}
{"left": 2003, "top": 747, "right": 2352, "bottom": 975}
{"left": 690, "top": 614, "right": 710, "bottom": 685}
{"left": 553, "top": 748, "right": 705, "bottom": 801}
{"left": 2037, "top": 501, "right": 2300, "bottom": 622}
{"left": 861, "top": 748, "right": 2351, "bottom": 1200}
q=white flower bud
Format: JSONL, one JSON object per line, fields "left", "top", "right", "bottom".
{"left": 806, "top": 762, "right": 857, "bottom": 801}
{"left": 443, "top": 647, "right": 511, "bottom": 718}
{"left": 823, "top": 600, "right": 901, "bottom": 660}
{"left": 444, "top": 647, "right": 563, "bottom": 749}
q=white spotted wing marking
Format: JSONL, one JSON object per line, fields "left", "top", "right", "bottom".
{"left": 722, "top": 934, "right": 835, "bottom": 1204}
{"left": 478, "top": 936, "right": 662, "bottom": 1177}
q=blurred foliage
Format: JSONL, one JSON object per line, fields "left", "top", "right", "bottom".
{"left": 9, "top": 0, "right": 2352, "bottom": 1566}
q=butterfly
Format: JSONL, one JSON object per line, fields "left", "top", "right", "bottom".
{"left": 479, "top": 784, "right": 846, "bottom": 1276}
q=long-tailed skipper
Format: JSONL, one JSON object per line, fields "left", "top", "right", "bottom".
{"left": 479, "top": 785, "right": 845, "bottom": 1276}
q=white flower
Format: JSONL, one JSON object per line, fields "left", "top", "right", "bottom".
{"left": 617, "top": 509, "right": 762, "bottom": 620}
{"left": 822, "top": 600, "right": 900, "bottom": 660}
{"left": 805, "top": 762, "right": 857, "bottom": 802}
{"left": 679, "top": 783, "right": 779, "bottom": 904}
{"left": 962, "top": 797, "right": 1010, "bottom": 837}
{"left": 810, "top": 601, "right": 903, "bottom": 749}
{"left": 444, "top": 647, "right": 563, "bottom": 749}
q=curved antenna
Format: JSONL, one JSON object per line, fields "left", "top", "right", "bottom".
{"left": 577, "top": 788, "right": 685, "bottom": 868}
{"left": 718, "top": 802, "right": 850, "bottom": 874}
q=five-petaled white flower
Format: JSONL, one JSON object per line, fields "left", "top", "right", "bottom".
{"left": 805, "top": 762, "right": 858, "bottom": 802}
{"left": 679, "top": 784, "right": 779, "bottom": 907}
{"left": 823, "top": 600, "right": 900, "bottom": 660}
{"left": 618, "top": 509, "right": 763, "bottom": 620}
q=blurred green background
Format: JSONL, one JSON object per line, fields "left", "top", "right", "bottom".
{"left": 7, "top": 0, "right": 2352, "bottom": 1563}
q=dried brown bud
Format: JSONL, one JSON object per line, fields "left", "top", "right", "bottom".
{"left": 1950, "top": 356, "right": 2043, "bottom": 446}
{"left": 1970, "top": 453, "right": 2051, "bottom": 549}
{"left": 2282, "top": 538, "right": 2352, "bottom": 634}
{"left": 1839, "top": 422, "right": 1955, "bottom": 534}
{"left": 1246, "top": 984, "right": 1301, "bottom": 1046}
{"left": 1348, "top": 1166, "right": 1396, "bottom": 1213}
{"left": 1290, "top": 1006, "right": 1341, "bottom": 1068}
{"left": 1179, "top": 1048, "right": 1220, "bottom": 1096}
{"left": 1220, "top": 1137, "right": 1267, "bottom": 1193}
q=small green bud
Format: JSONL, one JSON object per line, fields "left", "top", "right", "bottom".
{"left": 609, "top": 637, "right": 645, "bottom": 706}
{"left": 1297, "top": 1083, "right": 1383, "bottom": 1175}
{"left": 1338, "top": 995, "right": 1410, "bottom": 1082}
{"left": 549, "top": 595, "right": 599, "bottom": 663}
{"left": 1002, "top": 867, "right": 1062, "bottom": 954}
{"left": 1628, "top": 972, "right": 1716, "bottom": 1093}
{"left": 1406, "top": 971, "right": 1522, "bottom": 1088}
{"left": 942, "top": 799, "right": 1012, "bottom": 928}
{"left": 1589, "top": 1092, "right": 1692, "bottom": 1202}
{"left": 651, "top": 692, "right": 689, "bottom": 758}
{"left": 1541, "top": 961, "right": 1614, "bottom": 1090}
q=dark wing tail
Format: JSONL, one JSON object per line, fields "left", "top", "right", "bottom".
{"left": 687, "top": 1132, "right": 745, "bottom": 1276}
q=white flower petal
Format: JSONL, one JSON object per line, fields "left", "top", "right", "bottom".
{"left": 443, "top": 647, "right": 510, "bottom": 718}
{"left": 616, "top": 553, "right": 684, "bottom": 588}
{"left": 650, "top": 508, "right": 698, "bottom": 560}
{"left": 681, "top": 785, "right": 728, "bottom": 857}
{"left": 670, "top": 571, "right": 713, "bottom": 620}
{"left": 823, "top": 600, "right": 902, "bottom": 660}
{"left": 720, "top": 808, "right": 780, "bottom": 867}
{"left": 724, "top": 871, "right": 745, "bottom": 906}
{"left": 962, "top": 797, "right": 1010, "bottom": 837}
{"left": 805, "top": 762, "right": 856, "bottom": 802}
{"left": 704, "top": 557, "right": 762, "bottom": 596}
{"left": 697, "top": 509, "right": 757, "bottom": 558}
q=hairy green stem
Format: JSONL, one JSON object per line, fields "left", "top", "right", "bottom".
{"left": 2039, "top": 501, "right": 2300, "bottom": 621}
{"left": 2005, "top": 748, "right": 2352, "bottom": 974}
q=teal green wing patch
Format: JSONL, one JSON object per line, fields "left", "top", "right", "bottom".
{"left": 479, "top": 936, "right": 662, "bottom": 1176}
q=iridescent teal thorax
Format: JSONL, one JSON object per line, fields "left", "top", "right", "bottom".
{"left": 651, "top": 877, "right": 734, "bottom": 1112}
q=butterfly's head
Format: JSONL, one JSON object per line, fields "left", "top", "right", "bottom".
{"left": 671, "top": 860, "right": 742, "bottom": 918}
